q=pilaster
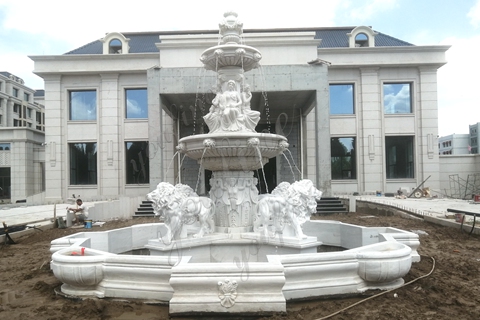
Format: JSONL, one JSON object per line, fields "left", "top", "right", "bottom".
{"left": 359, "top": 68, "right": 383, "bottom": 193}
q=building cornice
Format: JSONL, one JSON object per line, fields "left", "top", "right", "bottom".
{"left": 320, "top": 45, "right": 450, "bottom": 68}
{"left": 29, "top": 53, "right": 159, "bottom": 77}
{"left": 29, "top": 52, "right": 158, "bottom": 62}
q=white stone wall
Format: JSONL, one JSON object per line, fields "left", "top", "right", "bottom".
{"left": 439, "top": 155, "right": 480, "bottom": 197}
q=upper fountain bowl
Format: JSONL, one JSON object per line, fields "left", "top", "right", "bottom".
{"left": 177, "top": 132, "right": 288, "bottom": 171}
{"left": 200, "top": 44, "right": 262, "bottom": 72}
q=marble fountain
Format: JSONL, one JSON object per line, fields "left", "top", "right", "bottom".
{"left": 49, "top": 12, "right": 420, "bottom": 315}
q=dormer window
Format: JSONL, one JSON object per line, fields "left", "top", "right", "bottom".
{"left": 101, "top": 32, "right": 130, "bottom": 54}
{"left": 347, "top": 26, "right": 378, "bottom": 48}
{"left": 109, "top": 39, "right": 122, "bottom": 54}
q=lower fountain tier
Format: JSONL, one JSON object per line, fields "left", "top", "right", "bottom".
{"left": 177, "top": 132, "right": 288, "bottom": 171}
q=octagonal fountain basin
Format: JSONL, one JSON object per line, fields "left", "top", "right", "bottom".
{"left": 177, "top": 132, "right": 288, "bottom": 171}
{"left": 50, "top": 220, "right": 419, "bottom": 315}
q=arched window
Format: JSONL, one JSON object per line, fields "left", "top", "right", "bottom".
{"left": 355, "top": 33, "right": 368, "bottom": 47}
{"left": 109, "top": 39, "right": 122, "bottom": 54}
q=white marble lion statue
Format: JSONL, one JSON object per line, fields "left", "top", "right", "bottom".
{"left": 147, "top": 182, "right": 215, "bottom": 241}
{"left": 254, "top": 179, "right": 322, "bottom": 239}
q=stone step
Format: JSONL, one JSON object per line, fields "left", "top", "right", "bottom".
{"left": 133, "top": 200, "right": 155, "bottom": 217}
{"left": 316, "top": 197, "right": 348, "bottom": 215}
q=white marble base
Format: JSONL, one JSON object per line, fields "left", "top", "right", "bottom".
{"left": 50, "top": 220, "right": 419, "bottom": 315}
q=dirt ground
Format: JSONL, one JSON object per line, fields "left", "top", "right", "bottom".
{"left": 1, "top": 212, "right": 480, "bottom": 320}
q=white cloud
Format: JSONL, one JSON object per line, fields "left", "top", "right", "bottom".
{"left": 468, "top": 0, "right": 480, "bottom": 28}
{"left": 437, "top": 35, "right": 480, "bottom": 136}
{"left": 342, "top": 0, "right": 398, "bottom": 22}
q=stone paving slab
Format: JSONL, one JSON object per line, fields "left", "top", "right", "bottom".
{"left": 1, "top": 203, "right": 77, "bottom": 227}
{"left": 353, "top": 196, "right": 480, "bottom": 218}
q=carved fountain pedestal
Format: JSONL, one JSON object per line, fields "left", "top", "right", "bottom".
{"left": 178, "top": 132, "right": 289, "bottom": 233}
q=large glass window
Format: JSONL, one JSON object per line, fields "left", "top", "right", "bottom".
{"left": 383, "top": 83, "right": 412, "bottom": 114}
{"left": 126, "top": 141, "right": 149, "bottom": 184}
{"left": 69, "top": 90, "right": 97, "bottom": 120}
{"left": 331, "top": 137, "right": 356, "bottom": 179}
{"left": 69, "top": 143, "right": 97, "bottom": 185}
{"left": 329, "top": 84, "right": 354, "bottom": 115}
{"left": 126, "top": 88, "right": 148, "bottom": 119}
{"left": 385, "top": 136, "right": 414, "bottom": 179}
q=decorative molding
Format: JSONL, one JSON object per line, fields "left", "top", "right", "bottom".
{"left": 368, "top": 135, "right": 375, "bottom": 160}
{"left": 107, "top": 140, "right": 113, "bottom": 165}
{"left": 49, "top": 142, "right": 56, "bottom": 167}
{"left": 427, "top": 134, "right": 434, "bottom": 159}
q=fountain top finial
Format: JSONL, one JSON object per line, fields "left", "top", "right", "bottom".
{"left": 219, "top": 11, "right": 243, "bottom": 44}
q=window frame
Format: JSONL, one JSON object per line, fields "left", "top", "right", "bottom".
{"left": 69, "top": 142, "right": 98, "bottom": 185}
{"left": 331, "top": 137, "right": 357, "bottom": 180}
{"left": 385, "top": 136, "right": 415, "bottom": 179}
{"left": 69, "top": 89, "right": 97, "bottom": 121}
{"left": 125, "top": 88, "right": 148, "bottom": 119}
{"left": 125, "top": 141, "right": 150, "bottom": 185}
{"left": 383, "top": 82, "right": 413, "bottom": 114}
{"left": 329, "top": 83, "right": 355, "bottom": 115}
{"left": 109, "top": 39, "right": 123, "bottom": 54}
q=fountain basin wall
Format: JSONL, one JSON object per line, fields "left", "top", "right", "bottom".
{"left": 50, "top": 221, "right": 419, "bottom": 314}
{"left": 51, "top": 246, "right": 182, "bottom": 301}
{"left": 270, "top": 241, "right": 412, "bottom": 300}
{"left": 303, "top": 220, "right": 420, "bottom": 262}
{"left": 169, "top": 260, "right": 286, "bottom": 314}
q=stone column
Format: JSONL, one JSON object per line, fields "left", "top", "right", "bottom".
{"left": 314, "top": 67, "right": 332, "bottom": 196}
{"left": 99, "top": 73, "right": 120, "bottom": 197}
{"left": 418, "top": 66, "right": 440, "bottom": 191}
{"left": 148, "top": 67, "right": 164, "bottom": 188}
{"left": 359, "top": 68, "right": 383, "bottom": 193}
{"left": 44, "top": 75, "right": 64, "bottom": 202}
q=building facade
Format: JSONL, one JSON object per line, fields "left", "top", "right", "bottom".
{"left": 438, "top": 134, "right": 470, "bottom": 155}
{"left": 469, "top": 122, "right": 480, "bottom": 154}
{"left": 30, "top": 25, "right": 449, "bottom": 202}
{"left": 0, "top": 72, "right": 45, "bottom": 202}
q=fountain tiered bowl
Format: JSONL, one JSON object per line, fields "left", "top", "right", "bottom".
{"left": 178, "top": 132, "right": 288, "bottom": 171}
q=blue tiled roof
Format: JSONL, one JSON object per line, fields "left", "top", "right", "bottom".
{"left": 315, "top": 28, "right": 413, "bottom": 48}
{"left": 65, "top": 27, "right": 413, "bottom": 55}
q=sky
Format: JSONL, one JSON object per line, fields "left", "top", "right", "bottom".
{"left": 1, "top": 0, "right": 479, "bottom": 136}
